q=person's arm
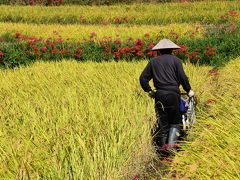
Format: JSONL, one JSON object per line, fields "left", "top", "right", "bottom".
{"left": 139, "top": 61, "right": 153, "bottom": 92}
{"left": 176, "top": 60, "right": 191, "bottom": 93}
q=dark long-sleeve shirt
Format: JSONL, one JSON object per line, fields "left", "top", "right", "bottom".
{"left": 139, "top": 54, "right": 191, "bottom": 94}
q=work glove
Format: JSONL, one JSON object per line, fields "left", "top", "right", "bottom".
{"left": 148, "top": 90, "right": 155, "bottom": 99}
{"left": 188, "top": 90, "right": 194, "bottom": 97}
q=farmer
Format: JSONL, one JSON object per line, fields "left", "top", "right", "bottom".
{"left": 139, "top": 39, "right": 194, "bottom": 153}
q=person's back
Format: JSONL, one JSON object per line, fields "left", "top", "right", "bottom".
{"left": 140, "top": 54, "right": 191, "bottom": 95}
{"left": 150, "top": 54, "right": 189, "bottom": 94}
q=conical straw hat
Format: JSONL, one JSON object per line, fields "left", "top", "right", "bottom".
{"left": 152, "top": 39, "right": 180, "bottom": 51}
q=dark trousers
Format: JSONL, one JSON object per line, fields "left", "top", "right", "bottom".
{"left": 152, "top": 90, "right": 182, "bottom": 148}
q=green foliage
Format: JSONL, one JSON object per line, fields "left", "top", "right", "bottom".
{"left": 0, "top": 42, "right": 33, "bottom": 68}
{"left": 80, "top": 41, "right": 107, "bottom": 62}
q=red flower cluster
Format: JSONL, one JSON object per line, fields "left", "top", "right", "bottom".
{"left": 187, "top": 51, "right": 200, "bottom": 61}
{"left": 12, "top": 32, "right": 81, "bottom": 59}
{"left": 147, "top": 42, "right": 157, "bottom": 57}
{"left": 204, "top": 46, "right": 216, "bottom": 56}
{"left": 15, "top": 32, "right": 40, "bottom": 44}
{"left": 0, "top": 31, "right": 218, "bottom": 66}
{"left": 114, "top": 47, "right": 132, "bottom": 59}
{"left": 228, "top": 10, "right": 238, "bottom": 17}
{"left": 41, "top": 47, "right": 48, "bottom": 53}
{"left": 174, "top": 45, "right": 188, "bottom": 55}
{"left": 0, "top": 51, "right": 4, "bottom": 63}
{"left": 114, "top": 38, "right": 156, "bottom": 59}
{"left": 75, "top": 48, "right": 82, "bottom": 59}
{"left": 0, "top": 51, "right": 4, "bottom": 58}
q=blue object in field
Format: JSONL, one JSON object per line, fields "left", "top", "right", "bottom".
{"left": 179, "top": 98, "right": 188, "bottom": 113}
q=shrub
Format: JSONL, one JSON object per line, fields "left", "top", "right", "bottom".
{"left": 0, "top": 42, "right": 33, "bottom": 68}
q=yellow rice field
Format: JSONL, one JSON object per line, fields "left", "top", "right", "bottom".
{"left": 0, "top": 22, "right": 205, "bottom": 40}
{"left": 0, "top": 60, "right": 212, "bottom": 179}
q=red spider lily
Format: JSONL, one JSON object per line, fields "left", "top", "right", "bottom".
{"left": 90, "top": 32, "right": 97, "bottom": 39}
{"left": 41, "top": 47, "right": 48, "bottom": 53}
{"left": 147, "top": 42, "right": 155, "bottom": 49}
{"left": 134, "top": 45, "right": 142, "bottom": 52}
{"left": 46, "top": 39, "right": 55, "bottom": 48}
{"left": 187, "top": 51, "right": 200, "bottom": 61}
{"left": 75, "top": 48, "right": 82, "bottom": 59}
{"left": 31, "top": 45, "right": 39, "bottom": 55}
{"left": 114, "top": 52, "right": 121, "bottom": 59}
{"left": 136, "top": 51, "right": 144, "bottom": 57}
{"left": 27, "top": 37, "right": 40, "bottom": 45}
{"left": 179, "top": 45, "right": 188, "bottom": 53}
{"left": 147, "top": 51, "right": 157, "bottom": 57}
{"left": 228, "top": 10, "right": 238, "bottom": 17}
{"left": 14, "top": 32, "right": 22, "bottom": 39}
{"left": 51, "top": 49, "right": 58, "bottom": 54}
{"left": 75, "top": 53, "right": 81, "bottom": 59}
{"left": 174, "top": 44, "right": 188, "bottom": 55}
{"left": 0, "top": 51, "right": 4, "bottom": 58}
{"left": 104, "top": 47, "right": 111, "bottom": 54}
{"left": 204, "top": 46, "right": 216, "bottom": 56}
{"left": 29, "top": 0, "right": 36, "bottom": 5}
{"left": 124, "top": 48, "right": 132, "bottom": 54}
{"left": 135, "top": 39, "right": 144, "bottom": 47}
{"left": 76, "top": 48, "right": 82, "bottom": 54}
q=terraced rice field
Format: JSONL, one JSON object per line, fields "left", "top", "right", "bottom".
{"left": 0, "top": 1, "right": 240, "bottom": 179}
